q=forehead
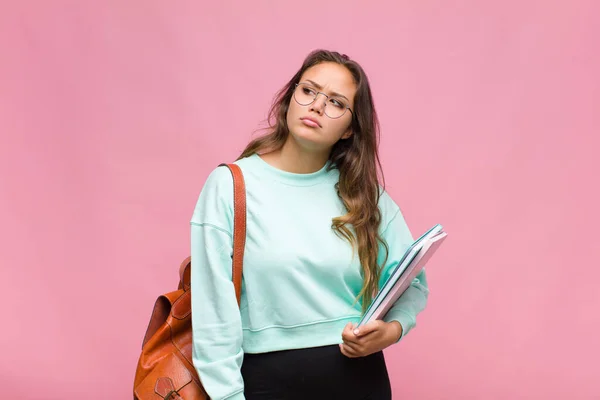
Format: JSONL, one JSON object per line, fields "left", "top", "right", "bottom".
{"left": 299, "top": 62, "right": 356, "bottom": 100}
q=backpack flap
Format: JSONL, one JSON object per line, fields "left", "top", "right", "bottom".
{"left": 134, "top": 353, "right": 202, "bottom": 399}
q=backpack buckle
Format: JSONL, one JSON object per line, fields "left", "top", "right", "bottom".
{"left": 155, "top": 377, "right": 183, "bottom": 399}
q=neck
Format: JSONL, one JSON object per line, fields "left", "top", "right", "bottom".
{"left": 261, "top": 137, "right": 330, "bottom": 174}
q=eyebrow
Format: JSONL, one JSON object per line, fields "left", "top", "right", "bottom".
{"left": 303, "top": 79, "right": 350, "bottom": 102}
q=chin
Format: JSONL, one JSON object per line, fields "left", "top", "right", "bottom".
{"left": 291, "top": 123, "right": 319, "bottom": 139}
{"left": 289, "top": 128, "right": 328, "bottom": 152}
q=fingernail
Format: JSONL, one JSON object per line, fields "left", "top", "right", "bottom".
{"left": 353, "top": 329, "right": 359, "bottom": 335}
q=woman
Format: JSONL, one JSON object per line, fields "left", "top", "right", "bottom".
{"left": 190, "top": 49, "right": 429, "bottom": 400}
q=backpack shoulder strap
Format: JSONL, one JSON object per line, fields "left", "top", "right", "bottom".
{"left": 179, "top": 163, "right": 246, "bottom": 307}
{"left": 220, "top": 163, "right": 246, "bottom": 307}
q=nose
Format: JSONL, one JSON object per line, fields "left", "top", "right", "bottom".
{"left": 309, "top": 93, "right": 327, "bottom": 115}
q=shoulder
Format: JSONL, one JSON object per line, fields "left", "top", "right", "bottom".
{"left": 204, "top": 164, "right": 236, "bottom": 193}
{"left": 190, "top": 164, "right": 236, "bottom": 230}
{"left": 198, "top": 164, "right": 237, "bottom": 208}
{"left": 199, "top": 154, "right": 261, "bottom": 206}
{"left": 377, "top": 186, "right": 409, "bottom": 234}
{"left": 377, "top": 186, "right": 400, "bottom": 218}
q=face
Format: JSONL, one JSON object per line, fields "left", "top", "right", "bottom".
{"left": 286, "top": 62, "right": 357, "bottom": 153}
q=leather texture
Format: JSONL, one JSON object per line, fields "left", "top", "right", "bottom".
{"left": 133, "top": 163, "right": 246, "bottom": 399}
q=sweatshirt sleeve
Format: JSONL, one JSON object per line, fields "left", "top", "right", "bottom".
{"left": 377, "top": 193, "right": 430, "bottom": 342}
{"left": 190, "top": 166, "right": 245, "bottom": 400}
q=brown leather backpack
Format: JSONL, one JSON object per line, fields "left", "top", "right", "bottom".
{"left": 133, "top": 163, "right": 246, "bottom": 400}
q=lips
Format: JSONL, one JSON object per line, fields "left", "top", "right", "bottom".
{"left": 300, "top": 117, "right": 321, "bottom": 128}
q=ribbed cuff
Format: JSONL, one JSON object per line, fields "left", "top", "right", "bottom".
{"left": 384, "top": 309, "right": 415, "bottom": 342}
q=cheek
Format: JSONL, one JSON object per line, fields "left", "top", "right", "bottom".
{"left": 323, "top": 119, "right": 349, "bottom": 138}
{"left": 286, "top": 102, "right": 300, "bottom": 124}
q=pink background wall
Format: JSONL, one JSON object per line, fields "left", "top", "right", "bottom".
{"left": 1, "top": 1, "right": 598, "bottom": 398}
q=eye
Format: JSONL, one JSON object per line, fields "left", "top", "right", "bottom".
{"left": 302, "top": 86, "right": 316, "bottom": 96}
{"left": 329, "top": 98, "right": 345, "bottom": 109}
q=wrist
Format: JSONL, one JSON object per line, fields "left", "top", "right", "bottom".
{"left": 388, "top": 320, "right": 403, "bottom": 343}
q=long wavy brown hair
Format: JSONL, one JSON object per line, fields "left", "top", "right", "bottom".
{"left": 237, "top": 49, "right": 389, "bottom": 314}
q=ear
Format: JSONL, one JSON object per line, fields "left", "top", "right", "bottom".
{"left": 340, "top": 127, "right": 353, "bottom": 140}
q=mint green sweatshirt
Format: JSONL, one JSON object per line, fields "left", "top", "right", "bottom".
{"left": 190, "top": 153, "right": 429, "bottom": 400}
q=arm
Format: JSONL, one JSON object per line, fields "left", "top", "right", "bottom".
{"left": 340, "top": 197, "right": 430, "bottom": 357}
{"left": 190, "top": 167, "right": 245, "bottom": 400}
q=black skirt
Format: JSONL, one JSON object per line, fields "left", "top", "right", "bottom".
{"left": 241, "top": 344, "right": 392, "bottom": 400}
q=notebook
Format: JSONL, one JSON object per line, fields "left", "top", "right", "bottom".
{"left": 357, "top": 224, "right": 447, "bottom": 327}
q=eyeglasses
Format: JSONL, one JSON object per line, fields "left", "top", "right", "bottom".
{"left": 293, "top": 83, "right": 354, "bottom": 119}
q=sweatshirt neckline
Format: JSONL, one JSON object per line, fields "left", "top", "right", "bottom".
{"left": 247, "top": 153, "right": 336, "bottom": 186}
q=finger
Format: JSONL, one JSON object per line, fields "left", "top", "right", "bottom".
{"left": 342, "top": 339, "right": 362, "bottom": 354}
{"left": 342, "top": 331, "right": 361, "bottom": 344}
{"left": 339, "top": 343, "right": 358, "bottom": 358}
{"left": 354, "top": 320, "right": 382, "bottom": 337}
{"left": 343, "top": 342, "right": 360, "bottom": 357}
{"left": 341, "top": 322, "right": 352, "bottom": 337}
{"left": 342, "top": 323, "right": 360, "bottom": 343}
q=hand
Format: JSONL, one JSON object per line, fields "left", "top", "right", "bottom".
{"left": 339, "top": 320, "right": 402, "bottom": 358}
